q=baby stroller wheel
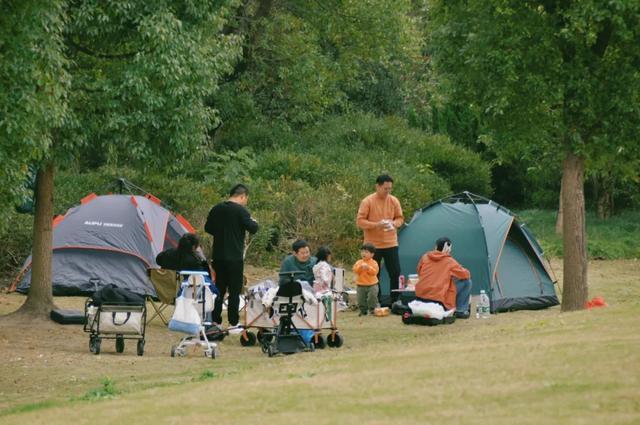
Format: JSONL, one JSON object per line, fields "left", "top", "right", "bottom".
{"left": 89, "top": 336, "right": 97, "bottom": 353}
{"left": 93, "top": 338, "right": 102, "bottom": 355}
{"left": 327, "top": 333, "right": 344, "bottom": 348}
{"left": 240, "top": 331, "right": 257, "bottom": 347}
{"left": 115, "top": 336, "right": 125, "bottom": 353}
{"left": 314, "top": 334, "right": 326, "bottom": 349}
{"left": 308, "top": 342, "right": 315, "bottom": 352}
{"left": 137, "top": 339, "right": 145, "bottom": 356}
{"left": 208, "top": 347, "right": 218, "bottom": 359}
{"left": 267, "top": 345, "right": 275, "bottom": 357}
{"left": 170, "top": 345, "right": 177, "bottom": 357}
{"left": 257, "top": 329, "right": 273, "bottom": 344}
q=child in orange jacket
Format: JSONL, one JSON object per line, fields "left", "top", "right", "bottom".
{"left": 352, "top": 243, "right": 380, "bottom": 316}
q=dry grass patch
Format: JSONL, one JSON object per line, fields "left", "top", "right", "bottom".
{"left": 0, "top": 260, "right": 638, "bottom": 424}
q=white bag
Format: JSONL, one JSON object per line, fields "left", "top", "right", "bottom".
{"left": 168, "top": 296, "right": 201, "bottom": 335}
{"left": 99, "top": 310, "right": 143, "bottom": 334}
{"left": 408, "top": 300, "right": 447, "bottom": 320}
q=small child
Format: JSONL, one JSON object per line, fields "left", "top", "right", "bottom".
{"left": 352, "top": 243, "right": 379, "bottom": 316}
{"left": 312, "top": 246, "right": 333, "bottom": 293}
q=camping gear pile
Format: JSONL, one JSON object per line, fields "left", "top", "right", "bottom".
{"left": 239, "top": 271, "right": 345, "bottom": 351}
{"left": 84, "top": 284, "right": 147, "bottom": 356}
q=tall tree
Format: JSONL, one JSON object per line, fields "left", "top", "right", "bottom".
{"left": 220, "top": 0, "right": 427, "bottom": 126}
{"left": 2, "top": 1, "right": 241, "bottom": 319}
{"left": 430, "top": 0, "right": 640, "bottom": 311}
{"left": 0, "top": 1, "right": 68, "bottom": 230}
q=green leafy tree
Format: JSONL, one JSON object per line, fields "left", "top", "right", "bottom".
{"left": 2, "top": 1, "right": 241, "bottom": 319}
{"left": 221, "top": 0, "right": 428, "bottom": 127}
{"left": 0, "top": 1, "right": 69, "bottom": 228}
{"left": 430, "top": 0, "right": 640, "bottom": 311}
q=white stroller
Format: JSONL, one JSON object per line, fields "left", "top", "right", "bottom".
{"left": 168, "top": 271, "right": 219, "bottom": 359}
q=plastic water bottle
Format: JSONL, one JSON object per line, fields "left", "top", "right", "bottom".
{"left": 479, "top": 290, "right": 490, "bottom": 319}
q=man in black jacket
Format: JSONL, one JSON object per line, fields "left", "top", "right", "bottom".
{"left": 205, "top": 184, "right": 258, "bottom": 332}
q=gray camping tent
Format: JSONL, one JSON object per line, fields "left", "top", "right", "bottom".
{"left": 13, "top": 193, "right": 195, "bottom": 296}
{"left": 380, "top": 192, "right": 559, "bottom": 312}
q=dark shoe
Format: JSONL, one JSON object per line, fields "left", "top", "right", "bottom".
{"left": 455, "top": 310, "right": 470, "bottom": 319}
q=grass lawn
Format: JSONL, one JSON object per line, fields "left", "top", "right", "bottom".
{"left": 0, "top": 259, "right": 638, "bottom": 424}
{"left": 517, "top": 209, "right": 640, "bottom": 259}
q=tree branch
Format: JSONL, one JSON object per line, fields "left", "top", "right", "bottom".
{"left": 66, "top": 38, "right": 145, "bottom": 60}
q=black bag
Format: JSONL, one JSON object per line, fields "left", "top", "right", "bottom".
{"left": 391, "top": 300, "right": 411, "bottom": 315}
{"left": 92, "top": 284, "right": 145, "bottom": 306}
{"left": 50, "top": 309, "right": 85, "bottom": 325}
{"left": 401, "top": 312, "right": 456, "bottom": 326}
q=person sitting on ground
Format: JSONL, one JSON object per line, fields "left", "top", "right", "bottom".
{"left": 352, "top": 243, "right": 380, "bottom": 316}
{"left": 155, "top": 233, "right": 209, "bottom": 272}
{"left": 279, "top": 239, "right": 317, "bottom": 294}
{"left": 312, "top": 245, "right": 333, "bottom": 293}
{"left": 414, "top": 237, "right": 472, "bottom": 319}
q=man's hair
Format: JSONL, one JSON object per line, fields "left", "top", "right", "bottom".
{"left": 292, "top": 239, "right": 309, "bottom": 253}
{"left": 229, "top": 183, "right": 249, "bottom": 197}
{"left": 435, "top": 237, "right": 452, "bottom": 252}
{"left": 375, "top": 174, "right": 394, "bottom": 185}
{"left": 316, "top": 245, "right": 332, "bottom": 262}
{"left": 178, "top": 233, "right": 200, "bottom": 253}
{"left": 360, "top": 242, "right": 376, "bottom": 254}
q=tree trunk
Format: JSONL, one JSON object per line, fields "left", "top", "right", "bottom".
{"left": 17, "top": 162, "right": 55, "bottom": 318}
{"left": 596, "top": 174, "right": 614, "bottom": 219}
{"left": 555, "top": 183, "right": 563, "bottom": 234}
{"left": 561, "top": 152, "right": 588, "bottom": 311}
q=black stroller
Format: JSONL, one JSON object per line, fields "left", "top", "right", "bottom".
{"left": 261, "top": 271, "right": 316, "bottom": 357}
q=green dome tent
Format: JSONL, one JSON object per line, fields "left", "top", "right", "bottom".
{"left": 380, "top": 192, "right": 559, "bottom": 312}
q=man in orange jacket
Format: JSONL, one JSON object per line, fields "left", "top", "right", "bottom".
{"left": 414, "top": 237, "right": 473, "bottom": 319}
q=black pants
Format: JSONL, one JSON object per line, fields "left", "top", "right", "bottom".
{"left": 374, "top": 246, "right": 401, "bottom": 304}
{"left": 211, "top": 259, "right": 244, "bottom": 326}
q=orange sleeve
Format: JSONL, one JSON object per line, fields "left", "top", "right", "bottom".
{"left": 356, "top": 197, "right": 377, "bottom": 230}
{"left": 392, "top": 196, "right": 404, "bottom": 228}
{"left": 366, "top": 260, "right": 379, "bottom": 276}
{"left": 352, "top": 260, "right": 361, "bottom": 273}
{"left": 450, "top": 260, "right": 471, "bottom": 280}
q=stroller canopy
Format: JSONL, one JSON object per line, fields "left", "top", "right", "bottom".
{"left": 13, "top": 193, "right": 196, "bottom": 297}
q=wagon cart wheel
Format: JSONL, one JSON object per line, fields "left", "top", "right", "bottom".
{"left": 93, "top": 338, "right": 101, "bottom": 355}
{"left": 327, "top": 333, "right": 344, "bottom": 348}
{"left": 240, "top": 331, "right": 257, "bottom": 347}
{"left": 115, "top": 336, "right": 125, "bottom": 353}
{"left": 137, "top": 339, "right": 145, "bottom": 356}
{"left": 170, "top": 345, "right": 177, "bottom": 357}
{"left": 314, "top": 334, "right": 326, "bottom": 349}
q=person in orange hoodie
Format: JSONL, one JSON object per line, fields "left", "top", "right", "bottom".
{"left": 352, "top": 243, "right": 380, "bottom": 316}
{"left": 414, "top": 237, "right": 473, "bottom": 319}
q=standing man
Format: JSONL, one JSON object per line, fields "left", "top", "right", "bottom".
{"left": 205, "top": 184, "right": 258, "bottom": 333}
{"left": 356, "top": 174, "right": 404, "bottom": 304}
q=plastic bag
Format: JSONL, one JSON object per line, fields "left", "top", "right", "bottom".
{"left": 408, "top": 300, "right": 446, "bottom": 320}
{"left": 168, "top": 296, "right": 201, "bottom": 335}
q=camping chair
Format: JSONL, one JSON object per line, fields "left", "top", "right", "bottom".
{"left": 147, "top": 268, "right": 180, "bottom": 325}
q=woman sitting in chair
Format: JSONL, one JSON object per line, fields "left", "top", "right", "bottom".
{"left": 156, "top": 233, "right": 209, "bottom": 272}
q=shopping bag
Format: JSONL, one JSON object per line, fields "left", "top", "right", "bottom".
{"left": 168, "top": 296, "right": 201, "bottom": 335}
